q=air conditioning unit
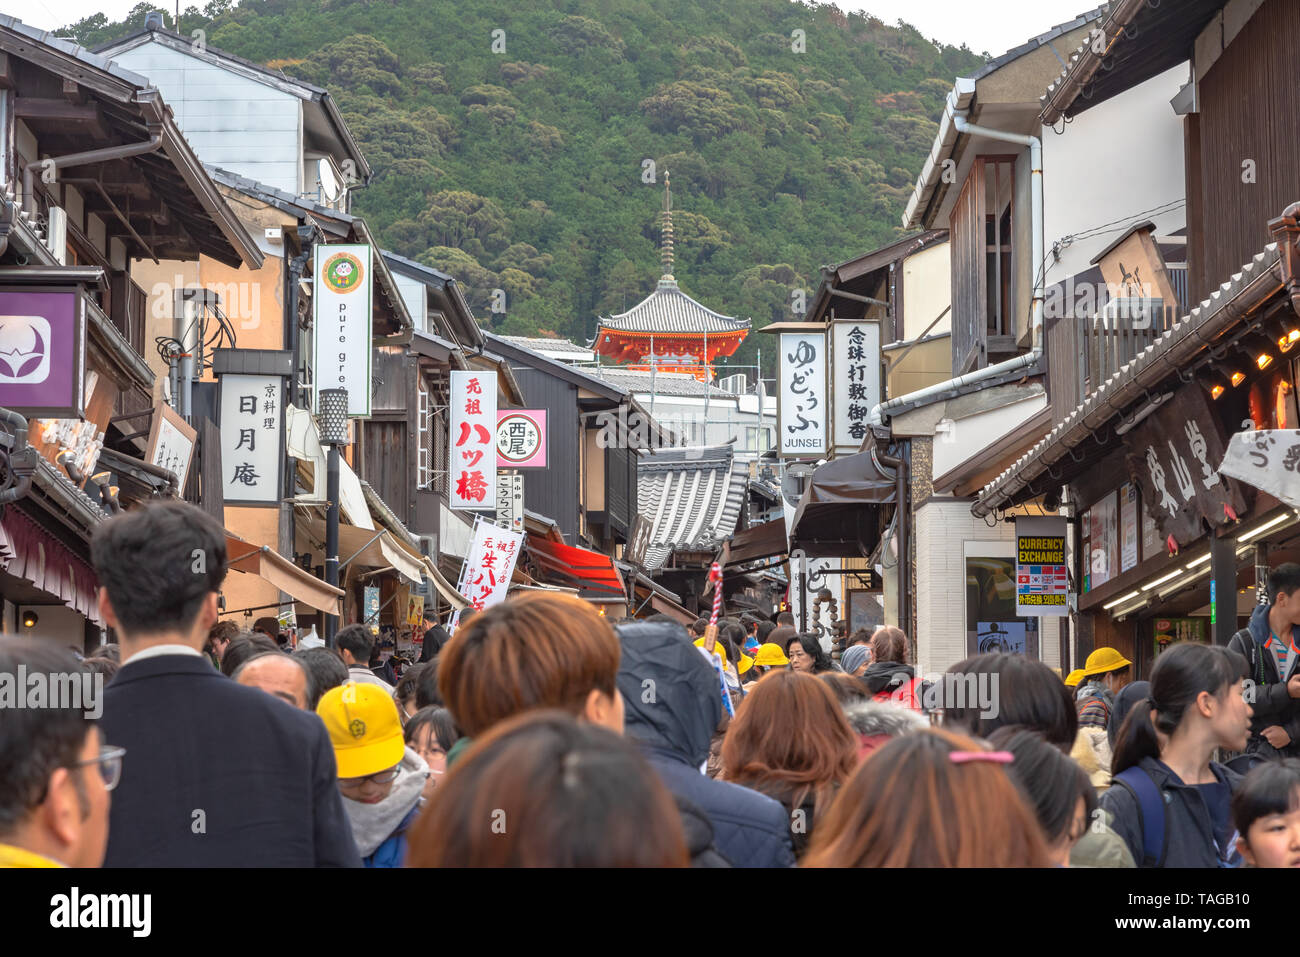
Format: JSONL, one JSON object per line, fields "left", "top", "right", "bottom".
{"left": 718, "top": 373, "right": 747, "bottom": 394}
{"left": 45, "top": 206, "right": 67, "bottom": 264}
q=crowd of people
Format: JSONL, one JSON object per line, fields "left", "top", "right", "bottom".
{"left": 1, "top": 499, "right": 1299, "bottom": 869}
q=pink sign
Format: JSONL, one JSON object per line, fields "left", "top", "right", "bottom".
{"left": 496, "top": 409, "right": 547, "bottom": 468}
{"left": 450, "top": 370, "right": 498, "bottom": 509}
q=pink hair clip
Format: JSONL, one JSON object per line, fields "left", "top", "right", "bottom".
{"left": 949, "top": 750, "right": 1014, "bottom": 765}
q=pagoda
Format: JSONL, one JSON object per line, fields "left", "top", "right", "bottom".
{"left": 593, "top": 174, "right": 750, "bottom": 381}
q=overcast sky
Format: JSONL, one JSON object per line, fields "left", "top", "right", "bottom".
{"left": 17, "top": 0, "right": 1096, "bottom": 59}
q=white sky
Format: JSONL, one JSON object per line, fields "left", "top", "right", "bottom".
{"left": 20, "top": 1, "right": 1095, "bottom": 58}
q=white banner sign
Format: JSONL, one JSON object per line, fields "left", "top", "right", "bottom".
{"left": 1219, "top": 429, "right": 1300, "bottom": 507}
{"left": 312, "top": 243, "right": 372, "bottom": 417}
{"left": 779, "top": 331, "right": 827, "bottom": 456}
{"left": 220, "top": 373, "right": 283, "bottom": 504}
{"left": 450, "top": 369, "right": 498, "bottom": 509}
{"left": 455, "top": 515, "right": 524, "bottom": 613}
{"left": 832, "top": 320, "right": 881, "bottom": 451}
{"left": 495, "top": 469, "right": 524, "bottom": 532}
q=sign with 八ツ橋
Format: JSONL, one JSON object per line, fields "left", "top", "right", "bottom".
{"left": 454, "top": 515, "right": 524, "bottom": 617}
{"left": 1122, "top": 382, "right": 1247, "bottom": 550}
{"left": 1218, "top": 429, "right": 1300, "bottom": 509}
{"left": 450, "top": 370, "right": 498, "bottom": 510}
{"left": 832, "top": 321, "right": 881, "bottom": 452}
{"left": 779, "top": 331, "right": 827, "bottom": 457}
{"left": 312, "top": 244, "right": 372, "bottom": 417}
{"left": 219, "top": 373, "right": 284, "bottom": 505}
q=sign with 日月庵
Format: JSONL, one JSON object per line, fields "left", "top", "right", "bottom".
{"left": 219, "top": 373, "right": 284, "bottom": 505}
{"left": 312, "top": 243, "right": 372, "bottom": 418}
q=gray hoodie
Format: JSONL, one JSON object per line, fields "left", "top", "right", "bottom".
{"left": 342, "top": 746, "right": 428, "bottom": 857}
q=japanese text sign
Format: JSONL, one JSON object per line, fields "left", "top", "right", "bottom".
{"left": 312, "top": 243, "right": 372, "bottom": 417}
{"left": 496, "top": 410, "right": 547, "bottom": 468}
{"left": 1219, "top": 429, "right": 1300, "bottom": 509}
{"left": 146, "top": 401, "right": 197, "bottom": 489}
{"left": 1015, "top": 516, "right": 1068, "bottom": 617}
{"left": 495, "top": 469, "right": 524, "bottom": 532}
{"left": 1123, "top": 382, "right": 1246, "bottom": 549}
{"left": 450, "top": 369, "right": 498, "bottom": 509}
{"left": 220, "top": 373, "right": 284, "bottom": 505}
{"left": 454, "top": 515, "right": 524, "bottom": 612}
{"left": 832, "top": 321, "right": 881, "bottom": 451}
{"left": 779, "top": 331, "right": 827, "bottom": 456}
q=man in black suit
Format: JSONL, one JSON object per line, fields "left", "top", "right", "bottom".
{"left": 93, "top": 501, "right": 360, "bottom": 867}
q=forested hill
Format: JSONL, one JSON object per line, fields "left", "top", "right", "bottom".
{"left": 69, "top": 1, "right": 984, "bottom": 374}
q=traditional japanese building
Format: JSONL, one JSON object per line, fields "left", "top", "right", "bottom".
{"left": 592, "top": 176, "right": 750, "bottom": 381}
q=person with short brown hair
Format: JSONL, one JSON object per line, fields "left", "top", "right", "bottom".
{"left": 803, "top": 728, "right": 1056, "bottom": 868}
{"left": 437, "top": 592, "right": 622, "bottom": 755}
{"left": 406, "top": 710, "right": 687, "bottom": 867}
{"left": 722, "top": 670, "right": 858, "bottom": 858}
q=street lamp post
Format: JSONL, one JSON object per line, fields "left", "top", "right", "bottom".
{"left": 318, "top": 388, "right": 350, "bottom": 647}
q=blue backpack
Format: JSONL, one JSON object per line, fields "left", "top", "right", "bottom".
{"left": 1112, "top": 766, "right": 1166, "bottom": 868}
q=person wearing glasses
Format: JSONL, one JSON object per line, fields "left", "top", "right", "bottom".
{"left": 318, "top": 682, "right": 429, "bottom": 868}
{"left": 0, "top": 639, "right": 122, "bottom": 868}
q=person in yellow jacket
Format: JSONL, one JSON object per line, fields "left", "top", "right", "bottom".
{"left": 0, "top": 639, "right": 119, "bottom": 868}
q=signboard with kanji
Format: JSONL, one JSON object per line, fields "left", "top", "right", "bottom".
{"left": 219, "top": 373, "right": 284, "bottom": 505}
{"left": 496, "top": 410, "right": 547, "bottom": 468}
{"left": 145, "top": 401, "right": 197, "bottom": 489}
{"left": 495, "top": 469, "right": 524, "bottom": 532}
{"left": 311, "top": 243, "right": 372, "bottom": 417}
{"left": 832, "top": 320, "right": 881, "bottom": 452}
{"left": 1219, "top": 429, "right": 1300, "bottom": 509}
{"left": 1123, "top": 382, "right": 1247, "bottom": 549}
{"left": 449, "top": 369, "right": 498, "bottom": 510}
{"left": 1015, "top": 516, "right": 1068, "bottom": 617}
{"left": 454, "top": 515, "right": 524, "bottom": 614}
{"left": 779, "top": 331, "right": 827, "bottom": 457}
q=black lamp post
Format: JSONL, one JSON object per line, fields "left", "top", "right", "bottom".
{"left": 318, "top": 387, "right": 349, "bottom": 647}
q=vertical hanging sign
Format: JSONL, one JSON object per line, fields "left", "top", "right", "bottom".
{"left": 449, "top": 369, "right": 498, "bottom": 510}
{"left": 219, "top": 373, "right": 284, "bottom": 505}
{"left": 778, "top": 331, "right": 827, "bottom": 456}
{"left": 1015, "top": 516, "right": 1068, "bottom": 617}
{"left": 312, "top": 243, "right": 372, "bottom": 417}
{"left": 832, "top": 320, "right": 882, "bottom": 452}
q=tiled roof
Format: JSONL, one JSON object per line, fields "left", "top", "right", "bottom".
{"left": 973, "top": 241, "right": 1284, "bottom": 517}
{"left": 598, "top": 278, "right": 749, "bottom": 335}
{"left": 588, "top": 368, "right": 731, "bottom": 397}
{"left": 498, "top": 335, "right": 593, "bottom": 355}
{"left": 637, "top": 445, "right": 747, "bottom": 569}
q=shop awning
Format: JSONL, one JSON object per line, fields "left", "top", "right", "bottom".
{"left": 421, "top": 554, "right": 470, "bottom": 611}
{"left": 299, "top": 519, "right": 423, "bottom": 584}
{"left": 0, "top": 508, "right": 101, "bottom": 623}
{"left": 720, "top": 518, "right": 788, "bottom": 568}
{"left": 225, "top": 536, "right": 342, "bottom": 616}
{"left": 286, "top": 405, "right": 373, "bottom": 528}
{"left": 789, "top": 450, "right": 896, "bottom": 558}
{"left": 526, "top": 534, "right": 625, "bottom": 597}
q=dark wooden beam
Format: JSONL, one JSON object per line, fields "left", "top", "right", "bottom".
{"left": 0, "top": 53, "right": 12, "bottom": 90}
{"left": 15, "top": 97, "right": 103, "bottom": 122}
{"left": 62, "top": 77, "right": 86, "bottom": 105}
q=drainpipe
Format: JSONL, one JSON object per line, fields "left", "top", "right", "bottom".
{"left": 1267, "top": 202, "right": 1300, "bottom": 314}
{"left": 874, "top": 448, "right": 909, "bottom": 637}
{"left": 868, "top": 110, "right": 1045, "bottom": 427}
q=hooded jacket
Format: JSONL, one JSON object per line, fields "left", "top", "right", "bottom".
{"left": 861, "top": 661, "right": 921, "bottom": 709}
{"left": 1228, "top": 603, "right": 1300, "bottom": 754}
{"left": 616, "top": 621, "right": 796, "bottom": 868}
{"left": 1099, "top": 756, "right": 1244, "bottom": 868}
{"left": 843, "top": 700, "right": 927, "bottom": 757}
{"left": 342, "top": 747, "right": 427, "bottom": 867}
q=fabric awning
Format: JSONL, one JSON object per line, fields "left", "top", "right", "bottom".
{"left": 225, "top": 536, "right": 342, "bottom": 615}
{"left": 526, "top": 534, "right": 625, "bottom": 597}
{"left": 438, "top": 501, "right": 474, "bottom": 559}
{"left": 299, "top": 519, "right": 421, "bottom": 584}
{"left": 286, "top": 405, "right": 373, "bottom": 528}
{"left": 0, "top": 508, "right": 101, "bottom": 623}
{"left": 421, "top": 555, "right": 470, "bottom": 610}
{"left": 789, "top": 450, "right": 897, "bottom": 558}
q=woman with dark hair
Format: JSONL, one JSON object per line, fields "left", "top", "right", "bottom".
{"left": 722, "top": 670, "right": 858, "bottom": 857}
{"left": 406, "top": 710, "right": 687, "bottom": 867}
{"left": 988, "top": 727, "right": 1096, "bottom": 867}
{"left": 404, "top": 706, "right": 457, "bottom": 801}
{"left": 1232, "top": 759, "right": 1300, "bottom": 868}
{"left": 219, "top": 632, "right": 281, "bottom": 678}
{"left": 785, "top": 631, "right": 834, "bottom": 675}
{"left": 862, "top": 626, "right": 922, "bottom": 710}
{"left": 1101, "top": 642, "right": 1252, "bottom": 868}
{"left": 804, "top": 728, "right": 1055, "bottom": 868}
{"left": 942, "top": 652, "right": 1077, "bottom": 750}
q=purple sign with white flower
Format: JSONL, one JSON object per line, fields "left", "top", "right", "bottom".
{"left": 0, "top": 289, "right": 84, "bottom": 417}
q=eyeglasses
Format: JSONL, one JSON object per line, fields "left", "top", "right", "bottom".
{"left": 71, "top": 745, "right": 126, "bottom": 792}
{"left": 340, "top": 765, "right": 401, "bottom": 787}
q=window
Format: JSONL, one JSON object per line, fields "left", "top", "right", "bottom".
{"left": 417, "top": 379, "right": 430, "bottom": 490}
{"left": 965, "top": 545, "right": 1039, "bottom": 658}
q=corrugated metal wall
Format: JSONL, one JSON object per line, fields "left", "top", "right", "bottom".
{"left": 512, "top": 367, "right": 580, "bottom": 538}
{"left": 1194, "top": 0, "right": 1300, "bottom": 302}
